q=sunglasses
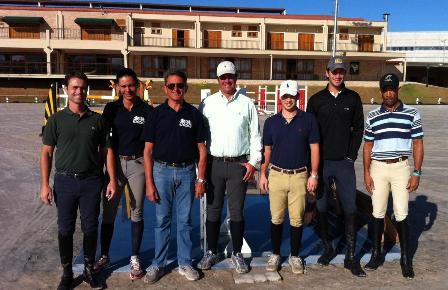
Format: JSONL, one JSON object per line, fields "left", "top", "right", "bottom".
{"left": 166, "top": 83, "right": 186, "bottom": 90}
{"left": 218, "top": 74, "right": 235, "bottom": 80}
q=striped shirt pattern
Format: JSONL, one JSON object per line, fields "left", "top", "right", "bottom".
{"left": 364, "top": 103, "right": 423, "bottom": 160}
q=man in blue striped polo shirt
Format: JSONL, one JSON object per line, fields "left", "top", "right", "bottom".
{"left": 363, "top": 73, "right": 424, "bottom": 279}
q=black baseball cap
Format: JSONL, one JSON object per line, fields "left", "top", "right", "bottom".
{"left": 379, "top": 73, "right": 399, "bottom": 90}
{"left": 327, "top": 56, "right": 347, "bottom": 72}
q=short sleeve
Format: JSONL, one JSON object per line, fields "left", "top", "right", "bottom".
{"left": 42, "top": 115, "right": 57, "bottom": 146}
{"left": 195, "top": 111, "right": 207, "bottom": 143}
{"left": 411, "top": 110, "right": 424, "bottom": 139}
{"left": 262, "top": 118, "right": 273, "bottom": 146}
{"left": 142, "top": 109, "right": 156, "bottom": 143}
{"left": 363, "top": 118, "right": 374, "bottom": 141}
{"left": 308, "top": 114, "right": 320, "bottom": 144}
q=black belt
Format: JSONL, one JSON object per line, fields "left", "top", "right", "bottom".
{"left": 212, "top": 155, "right": 248, "bottom": 163}
{"left": 56, "top": 171, "right": 99, "bottom": 179}
{"left": 119, "top": 153, "right": 143, "bottom": 161}
{"left": 270, "top": 165, "right": 307, "bottom": 175}
{"left": 375, "top": 156, "right": 408, "bottom": 164}
{"left": 154, "top": 159, "right": 195, "bottom": 168}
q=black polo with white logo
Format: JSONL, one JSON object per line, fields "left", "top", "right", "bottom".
{"left": 102, "top": 98, "right": 153, "bottom": 156}
{"left": 143, "top": 100, "right": 206, "bottom": 163}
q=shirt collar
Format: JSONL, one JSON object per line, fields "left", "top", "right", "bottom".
{"left": 326, "top": 83, "right": 346, "bottom": 98}
{"left": 275, "top": 108, "right": 303, "bottom": 122}
{"left": 162, "top": 99, "right": 190, "bottom": 112}
{"left": 380, "top": 100, "right": 404, "bottom": 113}
{"left": 219, "top": 89, "right": 239, "bottom": 102}
{"left": 63, "top": 106, "right": 92, "bottom": 116}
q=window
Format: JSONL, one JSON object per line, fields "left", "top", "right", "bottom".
{"left": 208, "top": 58, "right": 251, "bottom": 79}
{"left": 142, "top": 56, "right": 187, "bottom": 77}
{"left": 273, "top": 59, "right": 314, "bottom": 80}
{"left": 151, "top": 22, "right": 161, "bottom": 35}
{"left": 232, "top": 25, "right": 242, "bottom": 37}
{"left": 339, "top": 28, "right": 349, "bottom": 40}
{"left": 349, "top": 62, "right": 360, "bottom": 75}
{"left": 247, "top": 31, "right": 258, "bottom": 38}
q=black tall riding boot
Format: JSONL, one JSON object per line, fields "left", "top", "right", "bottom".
{"left": 83, "top": 232, "right": 102, "bottom": 289}
{"left": 316, "top": 212, "right": 335, "bottom": 266}
{"left": 57, "top": 233, "right": 74, "bottom": 290}
{"left": 397, "top": 218, "right": 414, "bottom": 279}
{"left": 343, "top": 214, "right": 366, "bottom": 277}
{"left": 365, "top": 218, "right": 384, "bottom": 271}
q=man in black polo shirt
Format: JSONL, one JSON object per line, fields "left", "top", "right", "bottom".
{"left": 94, "top": 68, "right": 153, "bottom": 280}
{"left": 142, "top": 70, "right": 207, "bottom": 283}
{"left": 306, "top": 56, "right": 365, "bottom": 277}
{"left": 259, "top": 80, "right": 320, "bottom": 274}
{"left": 40, "top": 72, "right": 117, "bottom": 289}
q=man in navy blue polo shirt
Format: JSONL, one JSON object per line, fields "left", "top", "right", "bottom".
{"left": 259, "top": 80, "right": 320, "bottom": 274}
{"left": 142, "top": 70, "right": 207, "bottom": 283}
{"left": 94, "top": 68, "right": 153, "bottom": 280}
{"left": 363, "top": 73, "right": 423, "bottom": 279}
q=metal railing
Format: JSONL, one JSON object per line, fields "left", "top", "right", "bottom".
{"left": 65, "top": 62, "right": 122, "bottom": 75}
{"left": 267, "top": 40, "right": 324, "bottom": 51}
{"left": 132, "top": 35, "right": 195, "bottom": 47}
{"left": 0, "top": 61, "right": 54, "bottom": 74}
{"left": 50, "top": 28, "right": 124, "bottom": 41}
{"left": 202, "top": 39, "right": 260, "bottom": 49}
{"left": 0, "top": 27, "right": 46, "bottom": 39}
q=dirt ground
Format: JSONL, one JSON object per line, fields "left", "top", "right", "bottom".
{"left": 0, "top": 104, "right": 447, "bottom": 289}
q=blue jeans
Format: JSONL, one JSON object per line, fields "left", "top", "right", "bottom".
{"left": 152, "top": 161, "right": 196, "bottom": 267}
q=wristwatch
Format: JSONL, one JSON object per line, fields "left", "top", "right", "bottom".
{"left": 412, "top": 169, "right": 422, "bottom": 177}
{"left": 310, "top": 174, "right": 319, "bottom": 180}
{"left": 196, "top": 178, "right": 206, "bottom": 184}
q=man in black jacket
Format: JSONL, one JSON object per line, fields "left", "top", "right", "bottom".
{"left": 306, "top": 56, "right": 365, "bottom": 277}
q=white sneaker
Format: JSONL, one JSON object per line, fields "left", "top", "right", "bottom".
{"left": 288, "top": 255, "right": 305, "bottom": 274}
{"left": 178, "top": 265, "right": 200, "bottom": 281}
{"left": 266, "top": 254, "right": 281, "bottom": 272}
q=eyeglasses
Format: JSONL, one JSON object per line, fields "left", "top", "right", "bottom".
{"left": 166, "top": 83, "right": 186, "bottom": 90}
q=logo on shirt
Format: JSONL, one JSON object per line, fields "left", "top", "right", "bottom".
{"left": 91, "top": 126, "right": 96, "bottom": 130}
{"left": 179, "top": 118, "right": 192, "bottom": 128}
{"left": 344, "top": 107, "right": 350, "bottom": 111}
{"left": 133, "top": 116, "right": 145, "bottom": 125}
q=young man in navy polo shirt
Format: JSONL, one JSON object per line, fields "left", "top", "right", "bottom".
{"left": 363, "top": 73, "right": 423, "bottom": 279}
{"left": 40, "top": 72, "right": 117, "bottom": 290}
{"left": 259, "top": 80, "right": 320, "bottom": 274}
{"left": 307, "top": 56, "right": 365, "bottom": 277}
{"left": 142, "top": 70, "right": 207, "bottom": 283}
{"left": 94, "top": 68, "right": 153, "bottom": 280}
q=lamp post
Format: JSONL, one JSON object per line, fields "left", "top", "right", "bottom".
{"left": 332, "top": 0, "right": 339, "bottom": 57}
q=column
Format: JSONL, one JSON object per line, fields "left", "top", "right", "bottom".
{"left": 322, "top": 24, "right": 329, "bottom": 52}
{"left": 121, "top": 49, "right": 129, "bottom": 68}
{"left": 260, "top": 21, "right": 266, "bottom": 50}
{"left": 44, "top": 47, "right": 53, "bottom": 75}
{"left": 195, "top": 18, "right": 201, "bottom": 48}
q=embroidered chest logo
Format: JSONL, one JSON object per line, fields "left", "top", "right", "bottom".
{"left": 179, "top": 118, "right": 192, "bottom": 128}
{"left": 133, "top": 116, "right": 145, "bottom": 124}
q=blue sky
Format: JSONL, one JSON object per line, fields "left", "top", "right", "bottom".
{"left": 113, "top": 0, "right": 448, "bottom": 32}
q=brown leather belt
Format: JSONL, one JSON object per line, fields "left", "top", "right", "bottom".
{"left": 270, "top": 165, "right": 307, "bottom": 175}
{"left": 212, "top": 155, "right": 248, "bottom": 163}
{"left": 376, "top": 156, "right": 408, "bottom": 164}
{"left": 119, "top": 153, "right": 143, "bottom": 161}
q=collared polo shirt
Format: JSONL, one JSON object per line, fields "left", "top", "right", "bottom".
{"left": 199, "top": 90, "right": 262, "bottom": 166}
{"left": 364, "top": 102, "right": 423, "bottom": 160}
{"left": 102, "top": 98, "right": 153, "bottom": 156}
{"left": 143, "top": 100, "right": 206, "bottom": 163}
{"left": 263, "top": 110, "right": 320, "bottom": 169}
{"left": 42, "top": 107, "right": 109, "bottom": 174}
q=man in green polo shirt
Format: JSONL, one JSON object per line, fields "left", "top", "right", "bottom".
{"left": 40, "top": 72, "right": 117, "bottom": 290}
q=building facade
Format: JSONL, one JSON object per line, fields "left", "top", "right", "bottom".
{"left": 0, "top": 0, "right": 403, "bottom": 82}
{"left": 388, "top": 31, "right": 448, "bottom": 87}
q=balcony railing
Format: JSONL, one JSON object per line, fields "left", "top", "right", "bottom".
{"left": 202, "top": 39, "right": 260, "bottom": 50}
{"left": 65, "top": 62, "right": 122, "bottom": 75}
{"left": 0, "top": 61, "right": 54, "bottom": 74}
{"left": 132, "top": 35, "right": 195, "bottom": 48}
{"left": 0, "top": 27, "right": 45, "bottom": 39}
{"left": 327, "top": 41, "right": 383, "bottom": 52}
{"left": 267, "top": 40, "right": 324, "bottom": 51}
{"left": 51, "top": 28, "right": 124, "bottom": 41}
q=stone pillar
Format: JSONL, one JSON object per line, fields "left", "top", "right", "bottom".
{"left": 44, "top": 47, "right": 53, "bottom": 75}
{"left": 195, "top": 18, "right": 201, "bottom": 48}
{"left": 322, "top": 24, "right": 329, "bottom": 52}
{"left": 121, "top": 49, "right": 129, "bottom": 68}
{"left": 260, "top": 21, "right": 266, "bottom": 50}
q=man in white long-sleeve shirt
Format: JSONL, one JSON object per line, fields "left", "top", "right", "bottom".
{"left": 198, "top": 61, "right": 262, "bottom": 274}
